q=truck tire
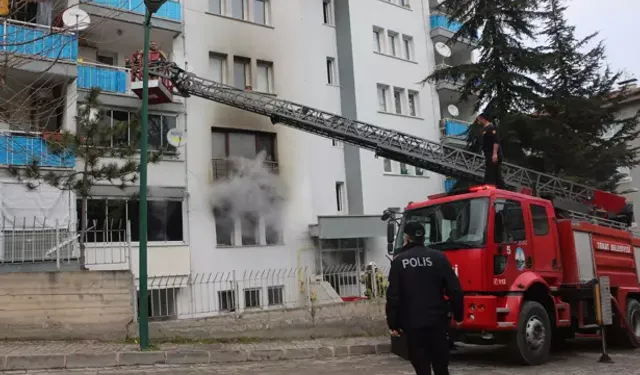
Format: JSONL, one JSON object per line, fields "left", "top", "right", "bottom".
{"left": 510, "top": 301, "right": 552, "bottom": 365}
{"left": 609, "top": 298, "right": 640, "bottom": 348}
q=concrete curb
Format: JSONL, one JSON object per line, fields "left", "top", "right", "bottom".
{"left": 0, "top": 343, "right": 391, "bottom": 371}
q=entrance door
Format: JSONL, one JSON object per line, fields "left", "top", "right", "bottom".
{"left": 318, "top": 239, "right": 365, "bottom": 297}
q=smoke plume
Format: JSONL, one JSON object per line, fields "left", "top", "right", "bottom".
{"left": 210, "top": 151, "right": 286, "bottom": 239}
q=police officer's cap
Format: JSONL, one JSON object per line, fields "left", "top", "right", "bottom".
{"left": 477, "top": 112, "right": 492, "bottom": 122}
{"left": 404, "top": 221, "right": 425, "bottom": 238}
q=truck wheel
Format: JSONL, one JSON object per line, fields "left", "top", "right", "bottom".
{"left": 609, "top": 298, "right": 640, "bottom": 348}
{"left": 510, "top": 301, "right": 552, "bottom": 365}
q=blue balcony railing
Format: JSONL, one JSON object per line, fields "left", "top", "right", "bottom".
{"left": 0, "top": 19, "right": 78, "bottom": 61}
{"left": 87, "top": 0, "right": 182, "bottom": 21}
{"left": 440, "top": 118, "right": 471, "bottom": 138}
{"left": 0, "top": 132, "right": 75, "bottom": 169}
{"left": 78, "top": 62, "right": 130, "bottom": 94}
{"left": 444, "top": 178, "right": 456, "bottom": 193}
{"left": 430, "top": 13, "right": 463, "bottom": 33}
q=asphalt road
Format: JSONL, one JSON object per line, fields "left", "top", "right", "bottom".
{"left": 19, "top": 341, "right": 640, "bottom": 375}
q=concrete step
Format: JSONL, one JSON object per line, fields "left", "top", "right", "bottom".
{"left": 0, "top": 260, "right": 81, "bottom": 273}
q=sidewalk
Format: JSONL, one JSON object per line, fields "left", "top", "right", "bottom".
{"left": 0, "top": 336, "right": 390, "bottom": 371}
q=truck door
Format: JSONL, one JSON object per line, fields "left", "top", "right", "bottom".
{"left": 492, "top": 198, "right": 531, "bottom": 288}
{"left": 528, "top": 202, "right": 561, "bottom": 277}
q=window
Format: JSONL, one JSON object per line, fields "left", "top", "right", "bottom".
{"left": 408, "top": 91, "right": 418, "bottom": 116}
{"left": 494, "top": 199, "right": 526, "bottom": 243}
{"left": 393, "top": 89, "right": 403, "bottom": 114}
{"left": 147, "top": 114, "right": 177, "bottom": 151}
{"left": 97, "top": 53, "right": 115, "bottom": 66}
{"left": 241, "top": 212, "right": 259, "bottom": 246}
{"left": 383, "top": 158, "right": 392, "bottom": 172}
{"left": 332, "top": 139, "right": 343, "bottom": 147}
{"left": 209, "top": 52, "right": 226, "bottom": 83}
{"left": 209, "top": 0, "right": 222, "bottom": 14}
{"left": 400, "top": 0, "right": 409, "bottom": 7}
{"left": 265, "top": 221, "right": 280, "bottom": 245}
{"left": 233, "top": 57, "right": 250, "bottom": 89}
{"left": 256, "top": 60, "right": 274, "bottom": 93}
{"left": 138, "top": 288, "right": 177, "bottom": 321}
{"left": 231, "top": 0, "right": 245, "bottom": 19}
{"left": 326, "top": 57, "right": 337, "bottom": 85}
{"left": 254, "top": 0, "right": 267, "bottom": 24}
{"left": 214, "top": 207, "right": 235, "bottom": 246}
{"left": 400, "top": 163, "right": 409, "bottom": 175}
{"left": 530, "top": 204, "right": 549, "bottom": 236}
{"left": 402, "top": 36, "right": 414, "bottom": 60}
{"left": 91, "top": 109, "right": 178, "bottom": 152}
{"left": 322, "top": 0, "right": 333, "bottom": 25}
{"left": 244, "top": 288, "right": 261, "bottom": 308}
{"left": 335, "top": 182, "right": 345, "bottom": 212}
{"left": 268, "top": 285, "right": 284, "bottom": 306}
{"left": 373, "top": 28, "right": 382, "bottom": 52}
{"left": 211, "top": 129, "right": 277, "bottom": 161}
{"left": 388, "top": 32, "right": 398, "bottom": 57}
{"left": 78, "top": 198, "right": 184, "bottom": 243}
{"left": 218, "top": 290, "right": 236, "bottom": 312}
{"left": 377, "top": 84, "right": 388, "bottom": 112}
{"left": 415, "top": 167, "right": 424, "bottom": 176}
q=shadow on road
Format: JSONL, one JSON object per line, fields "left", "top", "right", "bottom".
{"left": 448, "top": 338, "right": 638, "bottom": 367}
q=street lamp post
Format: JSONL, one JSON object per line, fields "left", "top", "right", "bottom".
{"left": 139, "top": 0, "right": 167, "bottom": 351}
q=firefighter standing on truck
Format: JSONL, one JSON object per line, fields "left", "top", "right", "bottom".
{"left": 386, "top": 221, "right": 464, "bottom": 375}
{"left": 477, "top": 112, "right": 505, "bottom": 189}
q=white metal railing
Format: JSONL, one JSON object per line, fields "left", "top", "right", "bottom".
{"left": 134, "top": 264, "right": 390, "bottom": 321}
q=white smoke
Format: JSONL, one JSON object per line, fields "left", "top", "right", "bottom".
{"left": 210, "top": 151, "right": 286, "bottom": 238}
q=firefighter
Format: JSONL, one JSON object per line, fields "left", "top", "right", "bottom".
{"left": 477, "top": 112, "right": 505, "bottom": 189}
{"left": 386, "top": 221, "right": 464, "bottom": 375}
{"left": 361, "top": 262, "right": 387, "bottom": 298}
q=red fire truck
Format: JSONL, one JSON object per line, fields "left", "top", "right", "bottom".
{"left": 384, "top": 185, "right": 640, "bottom": 365}
{"left": 135, "top": 61, "right": 638, "bottom": 365}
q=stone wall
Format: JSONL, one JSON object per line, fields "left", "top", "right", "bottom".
{"left": 127, "top": 299, "right": 387, "bottom": 340}
{"left": 0, "top": 271, "right": 134, "bottom": 341}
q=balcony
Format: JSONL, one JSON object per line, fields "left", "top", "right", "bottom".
{"left": 80, "top": 0, "right": 182, "bottom": 35}
{"left": 440, "top": 118, "right": 470, "bottom": 148}
{"left": 429, "top": 13, "right": 477, "bottom": 45}
{"left": 0, "top": 132, "right": 75, "bottom": 169}
{"left": 211, "top": 158, "right": 279, "bottom": 181}
{"left": 78, "top": 62, "right": 130, "bottom": 94}
{"left": 444, "top": 178, "right": 456, "bottom": 193}
{"left": 0, "top": 19, "right": 78, "bottom": 77}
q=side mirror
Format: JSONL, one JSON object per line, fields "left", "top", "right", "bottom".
{"left": 387, "top": 221, "right": 396, "bottom": 245}
{"left": 387, "top": 243, "right": 395, "bottom": 255}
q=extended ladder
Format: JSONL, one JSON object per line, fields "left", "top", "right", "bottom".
{"left": 150, "top": 63, "right": 625, "bottom": 221}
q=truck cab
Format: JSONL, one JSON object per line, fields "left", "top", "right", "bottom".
{"left": 385, "top": 185, "right": 566, "bottom": 365}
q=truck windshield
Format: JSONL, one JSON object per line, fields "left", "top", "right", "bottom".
{"left": 396, "top": 197, "right": 489, "bottom": 251}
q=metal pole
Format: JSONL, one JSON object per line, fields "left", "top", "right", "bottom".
{"left": 138, "top": 9, "right": 152, "bottom": 351}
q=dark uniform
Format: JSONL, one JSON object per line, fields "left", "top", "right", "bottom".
{"left": 386, "top": 222, "right": 463, "bottom": 375}
{"left": 482, "top": 122, "right": 505, "bottom": 189}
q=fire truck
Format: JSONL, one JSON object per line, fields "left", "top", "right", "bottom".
{"left": 134, "top": 61, "right": 640, "bottom": 365}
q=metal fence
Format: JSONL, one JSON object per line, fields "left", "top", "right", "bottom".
{"left": 0, "top": 217, "right": 130, "bottom": 270}
{"left": 136, "top": 265, "right": 390, "bottom": 321}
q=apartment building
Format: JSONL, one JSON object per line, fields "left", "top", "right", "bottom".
{"left": 0, "top": 0, "right": 471, "bottom": 316}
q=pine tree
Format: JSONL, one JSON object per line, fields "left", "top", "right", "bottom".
{"left": 427, "top": 0, "right": 548, "bottom": 190}
{"left": 8, "top": 88, "right": 164, "bottom": 268}
{"left": 531, "top": 0, "right": 640, "bottom": 190}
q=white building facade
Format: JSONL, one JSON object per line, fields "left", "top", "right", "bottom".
{"left": 1, "top": 0, "right": 469, "bottom": 317}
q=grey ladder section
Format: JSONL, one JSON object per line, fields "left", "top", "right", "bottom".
{"left": 154, "top": 63, "right": 599, "bottom": 205}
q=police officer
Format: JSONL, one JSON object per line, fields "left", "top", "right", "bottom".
{"left": 386, "top": 221, "right": 464, "bottom": 375}
{"left": 477, "top": 113, "right": 505, "bottom": 189}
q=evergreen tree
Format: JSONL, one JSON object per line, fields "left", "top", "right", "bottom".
{"left": 427, "top": 0, "right": 548, "bottom": 191}
{"left": 8, "top": 88, "right": 164, "bottom": 268}
{"left": 531, "top": 0, "right": 640, "bottom": 190}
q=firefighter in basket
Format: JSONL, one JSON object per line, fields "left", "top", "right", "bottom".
{"left": 361, "top": 262, "right": 388, "bottom": 298}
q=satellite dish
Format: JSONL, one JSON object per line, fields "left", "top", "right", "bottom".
{"left": 62, "top": 8, "right": 91, "bottom": 31}
{"left": 435, "top": 42, "right": 451, "bottom": 57}
{"left": 447, "top": 105, "right": 459, "bottom": 117}
{"left": 437, "top": 0, "right": 445, "bottom": 3}
{"left": 167, "top": 128, "right": 186, "bottom": 148}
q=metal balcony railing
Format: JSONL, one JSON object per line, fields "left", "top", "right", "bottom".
{"left": 0, "top": 131, "right": 75, "bottom": 168}
{"left": 0, "top": 19, "right": 78, "bottom": 62}
{"left": 86, "top": 0, "right": 182, "bottom": 21}
{"left": 78, "top": 62, "right": 131, "bottom": 94}
{"left": 430, "top": 13, "right": 463, "bottom": 33}
{"left": 444, "top": 178, "right": 456, "bottom": 192}
{"left": 211, "top": 158, "right": 279, "bottom": 181}
{"left": 440, "top": 118, "right": 471, "bottom": 138}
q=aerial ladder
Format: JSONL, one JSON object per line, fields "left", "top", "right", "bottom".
{"left": 141, "top": 62, "right": 631, "bottom": 229}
